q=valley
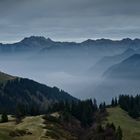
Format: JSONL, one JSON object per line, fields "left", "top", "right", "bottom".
{"left": 1, "top": 37, "right": 140, "bottom": 102}
{"left": 0, "top": 0, "right": 139, "bottom": 139}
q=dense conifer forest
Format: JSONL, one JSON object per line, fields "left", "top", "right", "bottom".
{"left": 118, "top": 95, "right": 140, "bottom": 118}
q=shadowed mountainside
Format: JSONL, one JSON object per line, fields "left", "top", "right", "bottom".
{"left": 89, "top": 48, "right": 136, "bottom": 76}
{"left": 93, "top": 54, "right": 140, "bottom": 103}
{"left": 0, "top": 71, "right": 77, "bottom": 114}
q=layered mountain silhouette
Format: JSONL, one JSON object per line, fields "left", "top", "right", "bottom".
{"left": 90, "top": 48, "right": 136, "bottom": 75}
{"left": 93, "top": 54, "right": 140, "bottom": 102}
{"left": 0, "top": 71, "right": 77, "bottom": 114}
{"left": 1, "top": 36, "right": 140, "bottom": 104}
{"left": 104, "top": 54, "right": 140, "bottom": 79}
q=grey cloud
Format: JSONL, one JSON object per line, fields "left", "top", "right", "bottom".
{"left": 0, "top": 0, "right": 140, "bottom": 42}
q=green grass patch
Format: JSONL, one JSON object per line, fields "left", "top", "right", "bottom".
{"left": 0, "top": 115, "right": 44, "bottom": 140}
{"left": 107, "top": 107, "right": 140, "bottom": 140}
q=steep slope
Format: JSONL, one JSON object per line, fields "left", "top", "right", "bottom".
{"left": 104, "top": 54, "right": 140, "bottom": 79}
{"left": 107, "top": 107, "right": 140, "bottom": 140}
{"left": 0, "top": 71, "right": 15, "bottom": 82}
{"left": 0, "top": 72, "right": 77, "bottom": 114}
{"left": 93, "top": 54, "right": 140, "bottom": 103}
{"left": 89, "top": 48, "right": 135, "bottom": 75}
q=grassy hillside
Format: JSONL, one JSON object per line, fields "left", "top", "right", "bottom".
{"left": 0, "top": 115, "right": 46, "bottom": 140}
{"left": 0, "top": 114, "right": 79, "bottom": 140}
{"left": 107, "top": 107, "right": 140, "bottom": 140}
{"left": 1, "top": 107, "right": 139, "bottom": 140}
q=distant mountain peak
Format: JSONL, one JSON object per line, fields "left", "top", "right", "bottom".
{"left": 17, "top": 36, "right": 55, "bottom": 49}
{"left": 82, "top": 38, "right": 113, "bottom": 43}
{"left": 121, "top": 38, "right": 132, "bottom": 42}
{"left": 21, "top": 36, "right": 53, "bottom": 43}
{"left": 82, "top": 39, "right": 95, "bottom": 44}
{"left": 96, "top": 38, "right": 112, "bottom": 41}
{"left": 46, "top": 37, "right": 53, "bottom": 42}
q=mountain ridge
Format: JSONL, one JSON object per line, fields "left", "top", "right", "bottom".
{"left": 92, "top": 54, "right": 140, "bottom": 102}
{"left": 89, "top": 48, "right": 136, "bottom": 75}
{"left": 3, "top": 36, "right": 140, "bottom": 45}
{"left": 103, "top": 53, "right": 140, "bottom": 79}
{"left": 1, "top": 36, "right": 140, "bottom": 52}
{"left": 0, "top": 71, "right": 77, "bottom": 114}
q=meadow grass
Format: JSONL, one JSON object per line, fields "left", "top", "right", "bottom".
{"left": 0, "top": 115, "right": 45, "bottom": 140}
{"left": 107, "top": 107, "right": 140, "bottom": 140}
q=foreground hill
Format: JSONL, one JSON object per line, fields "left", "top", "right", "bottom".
{"left": 0, "top": 114, "right": 79, "bottom": 140}
{"left": 107, "top": 107, "right": 140, "bottom": 140}
{"left": 0, "top": 115, "right": 45, "bottom": 140}
{"left": 0, "top": 71, "right": 77, "bottom": 114}
{"left": 0, "top": 111, "right": 119, "bottom": 140}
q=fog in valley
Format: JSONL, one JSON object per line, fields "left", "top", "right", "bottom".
{"left": 0, "top": 52, "right": 100, "bottom": 99}
{"left": 0, "top": 41, "right": 139, "bottom": 104}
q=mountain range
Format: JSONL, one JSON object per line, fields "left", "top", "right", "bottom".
{"left": 1, "top": 36, "right": 140, "bottom": 54}
{"left": 1, "top": 36, "right": 140, "bottom": 103}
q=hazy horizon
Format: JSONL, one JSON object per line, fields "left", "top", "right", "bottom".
{"left": 1, "top": 35, "right": 140, "bottom": 44}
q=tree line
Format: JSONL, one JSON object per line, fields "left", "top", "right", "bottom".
{"left": 118, "top": 95, "right": 140, "bottom": 118}
{"left": 110, "top": 95, "right": 140, "bottom": 119}
{"left": 48, "top": 99, "right": 106, "bottom": 127}
{"left": 0, "top": 97, "right": 123, "bottom": 140}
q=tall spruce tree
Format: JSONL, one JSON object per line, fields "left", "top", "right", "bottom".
{"left": 1, "top": 113, "right": 8, "bottom": 123}
{"left": 116, "top": 126, "right": 123, "bottom": 140}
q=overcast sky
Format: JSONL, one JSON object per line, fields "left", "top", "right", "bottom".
{"left": 0, "top": 0, "right": 140, "bottom": 43}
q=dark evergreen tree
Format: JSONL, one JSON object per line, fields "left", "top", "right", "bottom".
{"left": 49, "top": 99, "right": 97, "bottom": 127}
{"left": 115, "top": 98, "right": 118, "bottom": 106}
{"left": 99, "top": 102, "right": 106, "bottom": 113}
{"left": 92, "top": 123, "right": 122, "bottom": 140}
{"left": 116, "top": 126, "right": 123, "bottom": 140}
{"left": 96, "top": 124, "right": 104, "bottom": 133}
{"left": 111, "top": 98, "right": 115, "bottom": 107}
{"left": 1, "top": 113, "right": 8, "bottom": 123}
{"left": 119, "top": 95, "right": 140, "bottom": 118}
{"left": 15, "top": 104, "right": 26, "bottom": 123}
